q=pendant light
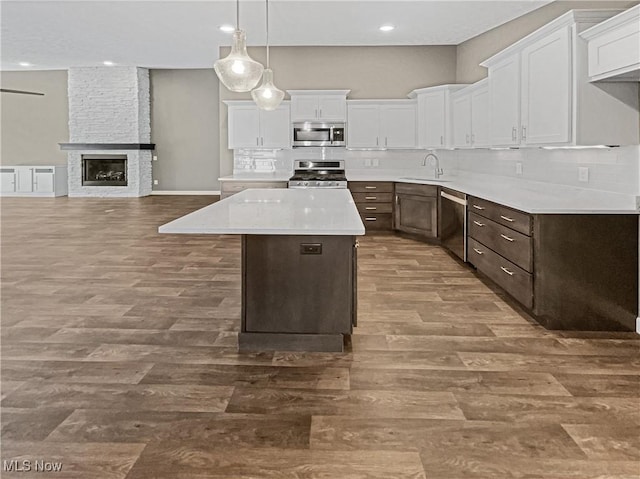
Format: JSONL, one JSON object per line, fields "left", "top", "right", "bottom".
{"left": 214, "top": 0, "right": 264, "bottom": 92}
{"left": 251, "top": 0, "right": 284, "bottom": 110}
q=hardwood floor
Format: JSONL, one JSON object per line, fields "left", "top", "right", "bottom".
{"left": 1, "top": 196, "right": 639, "bottom": 479}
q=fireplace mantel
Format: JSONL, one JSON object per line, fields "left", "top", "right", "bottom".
{"left": 59, "top": 143, "right": 155, "bottom": 151}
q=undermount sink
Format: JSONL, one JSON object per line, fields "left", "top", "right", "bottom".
{"left": 400, "top": 177, "right": 450, "bottom": 182}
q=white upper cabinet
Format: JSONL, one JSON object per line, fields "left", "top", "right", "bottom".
{"left": 452, "top": 79, "right": 489, "bottom": 149}
{"left": 347, "top": 100, "right": 417, "bottom": 149}
{"left": 581, "top": 5, "right": 640, "bottom": 82}
{"left": 481, "top": 9, "right": 639, "bottom": 147}
{"left": 287, "top": 90, "right": 350, "bottom": 122}
{"left": 409, "top": 85, "right": 469, "bottom": 148}
{"left": 226, "top": 101, "right": 291, "bottom": 149}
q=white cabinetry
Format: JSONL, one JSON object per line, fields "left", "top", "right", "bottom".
{"left": 287, "top": 90, "right": 350, "bottom": 122}
{"left": 409, "top": 84, "right": 469, "bottom": 148}
{"left": 481, "top": 9, "right": 639, "bottom": 147}
{"left": 452, "top": 79, "right": 490, "bottom": 148}
{"left": 581, "top": 5, "right": 640, "bottom": 81}
{"left": 347, "top": 100, "right": 417, "bottom": 149}
{"left": 0, "top": 166, "right": 68, "bottom": 197}
{"left": 226, "top": 101, "right": 290, "bottom": 149}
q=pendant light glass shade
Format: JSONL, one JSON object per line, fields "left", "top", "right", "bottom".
{"left": 251, "top": 0, "right": 283, "bottom": 110}
{"left": 251, "top": 69, "right": 284, "bottom": 110}
{"left": 214, "top": 29, "right": 264, "bottom": 92}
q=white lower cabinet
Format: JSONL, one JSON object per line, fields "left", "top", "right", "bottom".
{"left": 347, "top": 100, "right": 417, "bottom": 149}
{"left": 0, "top": 166, "right": 68, "bottom": 197}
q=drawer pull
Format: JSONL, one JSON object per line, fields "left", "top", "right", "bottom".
{"left": 365, "top": 217, "right": 377, "bottom": 221}
{"left": 500, "top": 234, "right": 515, "bottom": 242}
{"left": 500, "top": 215, "right": 514, "bottom": 222}
{"left": 365, "top": 207, "right": 377, "bottom": 210}
{"left": 473, "top": 220, "right": 485, "bottom": 227}
{"left": 365, "top": 186, "right": 377, "bottom": 190}
{"left": 365, "top": 196, "right": 377, "bottom": 200}
{"left": 500, "top": 266, "right": 514, "bottom": 276}
{"left": 472, "top": 204, "right": 485, "bottom": 210}
{"left": 472, "top": 248, "right": 484, "bottom": 255}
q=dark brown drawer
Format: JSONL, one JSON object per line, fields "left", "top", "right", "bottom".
{"left": 356, "top": 203, "right": 393, "bottom": 214}
{"left": 468, "top": 238, "right": 533, "bottom": 309}
{"left": 394, "top": 183, "right": 438, "bottom": 197}
{"left": 468, "top": 212, "right": 533, "bottom": 272}
{"left": 351, "top": 192, "right": 393, "bottom": 203}
{"left": 360, "top": 213, "right": 393, "bottom": 230}
{"left": 468, "top": 196, "right": 531, "bottom": 236}
{"left": 348, "top": 182, "right": 394, "bottom": 193}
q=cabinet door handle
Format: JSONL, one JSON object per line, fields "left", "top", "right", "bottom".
{"left": 466, "top": 134, "right": 470, "bottom": 144}
{"left": 472, "top": 204, "right": 485, "bottom": 210}
{"left": 365, "top": 196, "right": 377, "bottom": 200}
{"left": 500, "top": 215, "right": 514, "bottom": 222}
{"left": 365, "top": 217, "right": 377, "bottom": 221}
{"left": 256, "top": 137, "right": 260, "bottom": 146}
{"left": 440, "top": 135, "right": 444, "bottom": 145}
{"left": 261, "top": 137, "right": 264, "bottom": 146}
{"left": 500, "top": 234, "right": 515, "bottom": 242}
{"left": 473, "top": 220, "right": 485, "bottom": 227}
{"left": 365, "top": 207, "right": 377, "bottom": 210}
{"left": 512, "top": 127, "right": 517, "bottom": 141}
{"left": 319, "top": 109, "right": 322, "bottom": 117}
{"left": 365, "top": 186, "right": 377, "bottom": 190}
{"left": 315, "top": 109, "right": 318, "bottom": 118}
{"left": 500, "top": 266, "right": 515, "bottom": 276}
{"left": 522, "top": 126, "right": 527, "bottom": 139}
{"left": 376, "top": 137, "right": 379, "bottom": 146}
{"left": 385, "top": 137, "right": 388, "bottom": 147}
{"left": 473, "top": 248, "right": 484, "bottom": 255}
{"left": 471, "top": 133, "right": 475, "bottom": 144}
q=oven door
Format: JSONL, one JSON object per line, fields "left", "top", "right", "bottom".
{"left": 292, "top": 123, "right": 332, "bottom": 147}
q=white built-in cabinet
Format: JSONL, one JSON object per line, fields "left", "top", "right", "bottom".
{"left": 409, "top": 85, "right": 469, "bottom": 149}
{"left": 347, "top": 100, "right": 417, "bottom": 149}
{"left": 451, "top": 79, "right": 490, "bottom": 148}
{"left": 287, "top": 90, "right": 350, "bottom": 122}
{"left": 580, "top": 5, "right": 640, "bottom": 82}
{"left": 225, "top": 101, "right": 290, "bottom": 149}
{"left": 481, "top": 9, "right": 639, "bottom": 147}
{"left": 0, "top": 165, "right": 68, "bottom": 196}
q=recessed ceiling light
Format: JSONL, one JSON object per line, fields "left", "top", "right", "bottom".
{"left": 379, "top": 25, "right": 395, "bottom": 32}
{"left": 103, "top": 61, "right": 115, "bottom": 66}
{"left": 19, "top": 62, "right": 32, "bottom": 67}
{"left": 219, "top": 25, "right": 235, "bottom": 33}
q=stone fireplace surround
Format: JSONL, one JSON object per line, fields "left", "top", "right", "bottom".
{"left": 63, "top": 67, "right": 153, "bottom": 197}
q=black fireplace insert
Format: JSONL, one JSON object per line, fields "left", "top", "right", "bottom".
{"left": 82, "top": 154, "right": 127, "bottom": 186}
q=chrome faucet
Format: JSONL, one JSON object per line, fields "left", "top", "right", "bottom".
{"left": 422, "top": 152, "right": 443, "bottom": 179}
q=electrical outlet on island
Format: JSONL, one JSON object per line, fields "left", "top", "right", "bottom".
{"left": 578, "top": 167, "right": 589, "bottom": 183}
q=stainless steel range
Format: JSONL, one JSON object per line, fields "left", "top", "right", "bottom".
{"left": 288, "top": 160, "right": 348, "bottom": 189}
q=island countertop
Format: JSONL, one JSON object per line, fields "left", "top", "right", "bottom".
{"left": 159, "top": 188, "right": 366, "bottom": 236}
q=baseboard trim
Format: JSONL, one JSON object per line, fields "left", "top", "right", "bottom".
{"left": 151, "top": 190, "right": 221, "bottom": 196}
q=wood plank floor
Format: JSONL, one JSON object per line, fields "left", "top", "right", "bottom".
{"left": 1, "top": 195, "right": 639, "bottom": 479}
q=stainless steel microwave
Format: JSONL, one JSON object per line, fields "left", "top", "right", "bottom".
{"left": 292, "top": 122, "right": 346, "bottom": 147}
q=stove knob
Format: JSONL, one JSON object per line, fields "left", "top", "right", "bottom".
{"left": 316, "top": 181, "right": 322, "bottom": 187}
{"left": 303, "top": 181, "right": 309, "bottom": 186}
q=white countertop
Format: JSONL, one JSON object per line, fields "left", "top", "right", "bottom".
{"left": 159, "top": 188, "right": 365, "bottom": 236}
{"left": 217, "top": 170, "right": 639, "bottom": 214}
{"left": 347, "top": 170, "right": 640, "bottom": 214}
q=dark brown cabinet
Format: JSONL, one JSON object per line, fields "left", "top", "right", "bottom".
{"left": 348, "top": 182, "right": 394, "bottom": 231}
{"left": 467, "top": 196, "right": 638, "bottom": 331}
{"left": 394, "top": 183, "right": 438, "bottom": 238}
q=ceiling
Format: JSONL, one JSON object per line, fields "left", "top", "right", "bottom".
{"left": 1, "top": 0, "right": 553, "bottom": 71}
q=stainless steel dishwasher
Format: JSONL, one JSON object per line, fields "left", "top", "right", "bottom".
{"left": 439, "top": 187, "right": 468, "bottom": 262}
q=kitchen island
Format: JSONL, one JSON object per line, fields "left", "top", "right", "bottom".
{"left": 159, "top": 188, "right": 365, "bottom": 352}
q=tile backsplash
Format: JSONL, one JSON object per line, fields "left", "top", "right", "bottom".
{"left": 234, "top": 145, "right": 639, "bottom": 195}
